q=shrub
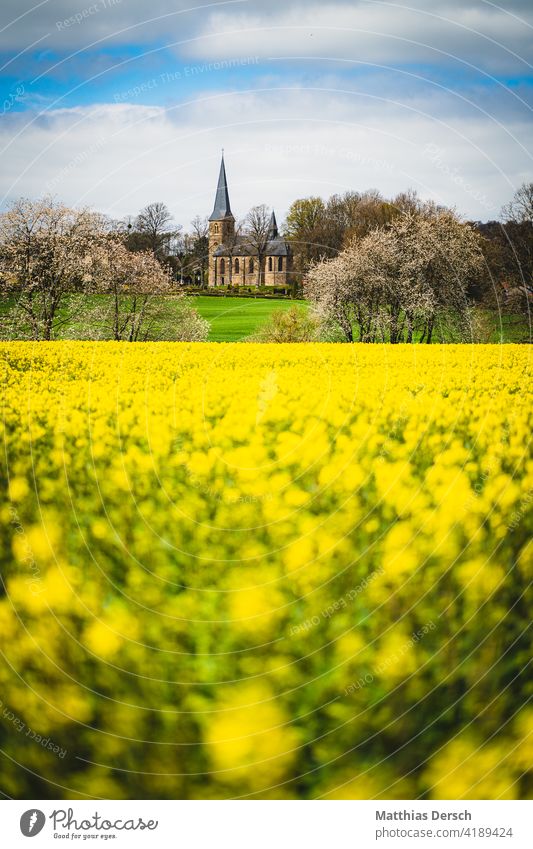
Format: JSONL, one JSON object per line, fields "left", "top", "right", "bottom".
{"left": 248, "top": 305, "right": 333, "bottom": 342}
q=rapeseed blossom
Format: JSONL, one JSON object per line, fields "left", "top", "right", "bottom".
{"left": 0, "top": 342, "right": 531, "bottom": 799}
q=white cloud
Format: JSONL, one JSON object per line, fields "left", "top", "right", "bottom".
{"left": 0, "top": 88, "right": 529, "bottom": 223}
{"left": 183, "top": 2, "right": 533, "bottom": 74}
{"left": 1, "top": 0, "right": 532, "bottom": 76}
{"left": 0, "top": 0, "right": 217, "bottom": 49}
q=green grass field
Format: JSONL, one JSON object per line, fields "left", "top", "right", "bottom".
{"left": 190, "top": 295, "right": 305, "bottom": 341}
{"left": 1, "top": 293, "right": 529, "bottom": 343}
{"left": 0, "top": 294, "right": 303, "bottom": 343}
{"left": 190, "top": 297, "right": 529, "bottom": 343}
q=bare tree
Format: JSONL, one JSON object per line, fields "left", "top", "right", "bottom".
{"left": 284, "top": 197, "right": 328, "bottom": 274}
{"left": 501, "top": 182, "right": 533, "bottom": 224}
{"left": 191, "top": 215, "right": 208, "bottom": 241}
{"left": 135, "top": 202, "right": 181, "bottom": 262}
{"left": 245, "top": 204, "right": 271, "bottom": 286}
{"left": 0, "top": 197, "right": 106, "bottom": 340}
{"left": 189, "top": 215, "right": 209, "bottom": 286}
{"left": 392, "top": 188, "right": 423, "bottom": 215}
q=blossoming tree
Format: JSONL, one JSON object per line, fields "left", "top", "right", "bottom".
{"left": 306, "top": 209, "right": 483, "bottom": 343}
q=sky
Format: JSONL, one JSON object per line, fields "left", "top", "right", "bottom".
{"left": 0, "top": 0, "right": 532, "bottom": 227}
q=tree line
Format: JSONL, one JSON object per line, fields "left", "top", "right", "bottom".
{"left": 0, "top": 196, "right": 283, "bottom": 341}
{"left": 123, "top": 202, "right": 280, "bottom": 290}
{"left": 283, "top": 183, "right": 532, "bottom": 343}
{"left": 0, "top": 199, "right": 208, "bottom": 342}
{"left": 1, "top": 182, "right": 531, "bottom": 343}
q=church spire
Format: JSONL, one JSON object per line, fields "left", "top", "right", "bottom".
{"left": 268, "top": 210, "right": 279, "bottom": 239}
{"left": 209, "top": 152, "right": 233, "bottom": 221}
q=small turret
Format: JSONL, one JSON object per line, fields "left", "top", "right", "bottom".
{"left": 268, "top": 210, "right": 279, "bottom": 240}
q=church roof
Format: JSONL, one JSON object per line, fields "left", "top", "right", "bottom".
{"left": 209, "top": 154, "right": 233, "bottom": 221}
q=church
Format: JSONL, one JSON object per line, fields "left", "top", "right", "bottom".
{"left": 208, "top": 154, "right": 293, "bottom": 288}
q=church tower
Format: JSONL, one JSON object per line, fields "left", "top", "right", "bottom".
{"left": 208, "top": 153, "right": 235, "bottom": 286}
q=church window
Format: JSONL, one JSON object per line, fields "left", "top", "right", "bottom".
{"left": 214, "top": 223, "right": 219, "bottom": 234}
{"left": 220, "top": 259, "right": 225, "bottom": 274}
{"left": 278, "top": 256, "right": 283, "bottom": 271}
{"left": 249, "top": 258, "right": 254, "bottom": 273}
{"left": 268, "top": 257, "right": 273, "bottom": 272}
{"left": 235, "top": 258, "right": 239, "bottom": 273}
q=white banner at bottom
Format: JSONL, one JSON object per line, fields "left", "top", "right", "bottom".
{"left": 1, "top": 799, "right": 532, "bottom": 848}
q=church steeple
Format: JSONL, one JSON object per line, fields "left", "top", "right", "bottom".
{"left": 268, "top": 210, "right": 279, "bottom": 239}
{"left": 209, "top": 152, "right": 233, "bottom": 221}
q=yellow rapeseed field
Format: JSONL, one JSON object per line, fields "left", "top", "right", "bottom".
{"left": 0, "top": 342, "right": 531, "bottom": 799}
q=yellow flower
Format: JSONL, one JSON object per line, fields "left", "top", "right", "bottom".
{"left": 0, "top": 340, "right": 530, "bottom": 800}
{"left": 457, "top": 558, "right": 505, "bottom": 599}
{"left": 84, "top": 620, "right": 123, "bottom": 658}
{"left": 228, "top": 586, "right": 283, "bottom": 637}
{"left": 375, "top": 627, "right": 420, "bottom": 680}
{"left": 8, "top": 476, "right": 29, "bottom": 502}
{"left": 513, "top": 709, "right": 533, "bottom": 770}
{"left": 84, "top": 605, "right": 139, "bottom": 658}
{"left": 206, "top": 682, "right": 299, "bottom": 790}
{"left": 426, "top": 738, "right": 517, "bottom": 800}
{"left": 381, "top": 522, "right": 419, "bottom": 577}
{"left": 283, "top": 536, "right": 315, "bottom": 573}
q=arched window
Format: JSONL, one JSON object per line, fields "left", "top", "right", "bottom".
{"left": 268, "top": 257, "right": 273, "bottom": 272}
{"left": 235, "top": 258, "right": 239, "bottom": 273}
{"left": 249, "top": 258, "right": 254, "bottom": 273}
{"left": 213, "top": 223, "right": 219, "bottom": 234}
{"left": 278, "top": 256, "right": 283, "bottom": 272}
{"left": 220, "top": 259, "right": 225, "bottom": 274}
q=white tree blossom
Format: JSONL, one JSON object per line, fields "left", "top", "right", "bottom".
{"left": 306, "top": 209, "right": 483, "bottom": 343}
{"left": 0, "top": 197, "right": 106, "bottom": 340}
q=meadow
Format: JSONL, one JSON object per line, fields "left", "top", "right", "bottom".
{"left": 0, "top": 294, "right": 304, "bottom": 344}
{"left": 190, "top": 296, "right": 528, "bottom": 344}
{"left": 191, "top": 295, "right": 305, "bottom": 341}
{"left": 1, "top": 294, "right": 529, "bottom": 342}
{"left": 0, "top": 341, "right": 531, "bottom": 799}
